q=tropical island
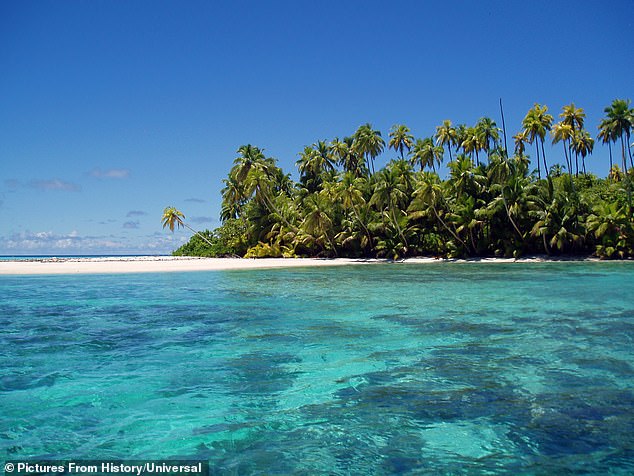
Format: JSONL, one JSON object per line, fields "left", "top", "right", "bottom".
{"left": 166, "top": 99, "right": 634, "bottom": 260}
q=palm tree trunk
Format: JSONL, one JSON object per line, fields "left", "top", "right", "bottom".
{"left": 540, "top": 139, "right": 549, "bottom": 177}
{"left": 184, "top": 224, "right": 215, "bottom": 247}
{"left": 563, "top": 140, "right": 572, "bottom": 177}
{"left": 621, "top": 134, "right": 628, "bottom": 173}
{"left": 608, "top": 141, "right": 613, "bottom": 172}
{"left": 432, "top": 207, "right": 467, "bottom": 249}
{"left": 499, "top": 98, "right": 509, "bottom": 158}
{"left": 352, "top": 205, "right": 373, "bottom": 251}
{"left": 535, "top": 142, "right": 541, "bottom": 179}
{"left": 502, "top": 196, "right": 525, "bottom": 242}
{"left": 389, "top": 200, "right": 408, "bottom": 251}
{"left": 325, "top": 231, "right": 338, "bottom": 258}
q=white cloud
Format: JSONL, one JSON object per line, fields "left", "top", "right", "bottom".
{"left": 0, "top": 230, "right": 124, "bottom": 252}
{"left": 28, "top": 179, "right": 81, "bottom": 192}
{"left": 185, "top": 198, "right": 206, "bottom": 203}
{"left": 126, "top": 210, "right": 147, "bottom": 217}
{"left": 123, "top": 221, "right": 140, "bottom": 229}
{"left": 0, "top": 230, "right": 183, "bottom": 255}
{"left": 90, "top": 168, "right": 130, "bottom": 179}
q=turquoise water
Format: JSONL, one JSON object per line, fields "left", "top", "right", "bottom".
{"left": 2, "top": 263, "right": 634, "bottom": 474}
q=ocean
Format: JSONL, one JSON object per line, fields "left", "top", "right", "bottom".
{"left": 1, "top": 262, "right": 633, "bottom": 474}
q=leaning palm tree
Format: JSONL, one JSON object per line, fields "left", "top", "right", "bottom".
{"left": 162, "top": 207, "right": 214, "bottom": 247}
{"left": 388, "top": 124, "right": 414, "bottom": 159}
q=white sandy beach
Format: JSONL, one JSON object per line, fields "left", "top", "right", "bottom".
{"left": 0, "top": 255, "right": 601, "bottom": 276}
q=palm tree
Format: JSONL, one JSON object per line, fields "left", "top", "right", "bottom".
{"left": 409, "top": 173, "right": 467, "bottom": 252}
{"left": 300, "top": 193, "right": 337, "bottom": 257}
{"left": 435, "top": 119, "right": 458, "bottom": 161}
{"left": 475, "top": 117, "right": 500, "bottom": 157}
{"left": 296, "top": 141, "right": 336, "bottom": 192}
{"left": 232, "top": 144, "right": 265, "bottom": 184}
{"left": 461, "top": 127, "right": 483, "bottom": 165}
{"left": 602, "top": 99, "right": 634, "bottom": 172}
{"left": 411, "top": 137, "right": 444, "bottom": 171}
{"left": 162, "top": 206, "right": 215, "bottom": 247}
{"left": 598, "top": 118, "right": 617, "bottom": 173}
{"left": 353, "top": 123, "right": 385, "bottom": 176}
{"left": 551, "top": 122, "right": 574, "bottom": 175}
{"left": 370, "top": 167, "right": 410, "bottom": 251}
{"left": 331, "top": 136, "right": 366, "bottom": 177}
{"left": 513, "top": 130, "right": 529, "bottom": 158}
{"left": 571, "top": 129, "right": 594, "bottom": 175}
{"left": 336, "top": 173, "right": 373, "bottom": 250}
{"left": 388, "top": 124, "right": 414, "bottom": 159}
{"left": 522, "top": 103, "right": 554, "bottom": 179}
{"left": 220, "top": 175, "right": 245, "bottom": 221}
{"left": 560, "top": 103, "right": 586, "bottom": 175}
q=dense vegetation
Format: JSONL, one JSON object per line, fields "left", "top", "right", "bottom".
{"left": 170, "top": 99, "right": 634, "bottom": 259}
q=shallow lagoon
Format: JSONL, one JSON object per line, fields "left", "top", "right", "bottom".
{"left": 2, "top": 263, "right": 634, "bottom": 474}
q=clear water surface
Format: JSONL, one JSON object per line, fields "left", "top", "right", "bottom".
{"left": 1, "top": 263, "right": 633, "bottom": 474}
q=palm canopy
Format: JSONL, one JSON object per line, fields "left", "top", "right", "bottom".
{"left": 161, "top": 207, "right": 185, "bottom": 231}
{"left": 522, "top": 103, "right": 554, "bottom": 178}
{"left": 388, "top": 124, "right": 414, "bottom": 159}
{"left": 435, "top": 119, "right": 458, "bottom": 161}
{"left": 475, "top": 117, "right": 500, "bottom": 154}
{"left": 560, "top": 103, "right": 586, "bottom": 130}
{"left": 602, "top": 98, "right": 634, "bottom": 171}
{"left": 353, "top": 123, "right": 385, "bottom": 175}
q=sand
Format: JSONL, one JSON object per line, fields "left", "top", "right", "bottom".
{"left": 0, "top": 255, "right": 602, "bottom": 276}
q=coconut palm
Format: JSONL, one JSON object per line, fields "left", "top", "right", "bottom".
{"left": 436, "top": 119, "right": 458, "bottom": 161}
{"left": 336, "top": 173, "right": 373, "bottom": 250}
{"left": 522, "top": 103, "right": 554, "bottom": 179}
{"left": 353, "top": 123, "right": 385, "bottom": 176}
{"left": 460, "top": 127, "right": 484, "bottom": 165}
{"left": 370, "top": 167, "right": 410, "bottom": 251}
{"left": 162, "top": 206, "right": 214, "bottom": 247}
{"left": 331, "top": 136, "right": 366, "bottom": 177}
{"left": 411, "top": 137, "right": 444, "bottom": 171}
{"left": 300, "top": 193, "right": 337, "bottom": 256}
{"left": 388, "top": 124, "right": 414, "bottom": 159}
{"left": 571, "top": 129, "right": 594, "bottom": 175}
{"left": 513, "top": 130, "right": 529, "bottom": 158}
{"left": 551, "top": 122, "right": 574, "bottom": 175}
{"left": 602, "top": 99, "right": 634, "bottom": 172}
{"left": 598, "top": 118, "right": 617, "bottom": 173}
{"left": 560, "top": 104, "right": 586, "bottom": 175}
{"left": 296, "top": 141, "right": 336, "bottom": 192}
{"left": 475, "top": 117, "right": 500, "bottom": 157}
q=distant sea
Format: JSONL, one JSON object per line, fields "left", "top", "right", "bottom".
{"left": 2, "top": 263, "right": 634, "bottom": 474}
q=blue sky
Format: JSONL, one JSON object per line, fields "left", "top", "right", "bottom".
{"left": 1, "top": 0, "right": 632, "bottom": 255}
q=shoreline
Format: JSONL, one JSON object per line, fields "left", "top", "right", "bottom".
{"left": 0, "top": 255, "right": 610, "bottom": 276}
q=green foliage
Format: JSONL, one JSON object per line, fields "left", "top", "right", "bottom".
{"left": 171, "top": 99, "right": 634, "bottom": 260}
{"left": 173, "top": 218, "right": 250, "bottom": 257}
